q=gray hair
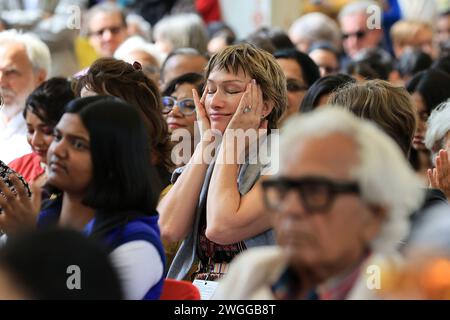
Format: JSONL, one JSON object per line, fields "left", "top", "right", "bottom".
{"left": 153, "top": 13, "right": 208, "bottom": 54}
{"left": 85, "top": 2, "right": 126, "bottom": 34}
{"left": 425, "top": 99, "right": 450, "bottom": 160}
{"left": 114, "top": 36, "right": 166, "bottom": 66}
{"left": 279, "top": 107, "right": 424, "bottom": 253}
{"left": 338, "top": 0, "right": 381, "bottom": 21}
{"left": 0, "top": 29, "right": 51, "bottom": 78}
{"left": 289, "top": 12, "right": 342, "bottom": 50}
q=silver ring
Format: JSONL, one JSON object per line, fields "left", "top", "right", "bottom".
{"left": 243, "top": 105, "right": 252, "bottom": 113}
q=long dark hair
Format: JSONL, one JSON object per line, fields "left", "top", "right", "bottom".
{"left": 64, "top": 96, "right": 161, "bottom": 214}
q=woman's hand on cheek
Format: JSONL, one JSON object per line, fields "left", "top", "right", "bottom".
{"left": 193, "top": 87, "right": 213, "bottom": 142}
{"left": 226, "top": 79, "right": 266, "bottom": 132}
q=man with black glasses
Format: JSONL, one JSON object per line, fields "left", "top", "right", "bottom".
{"left": 214, "top": 108, "right": 424, "bottom": 300}
{"left": 338, "top": 1, "right": 384, "bottom": 61}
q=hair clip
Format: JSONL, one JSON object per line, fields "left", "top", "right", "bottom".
{"left": 132, "top": 61, "right": 142, "bottom": 71}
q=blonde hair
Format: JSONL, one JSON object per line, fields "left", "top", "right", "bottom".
{"left": 205, "top": 43, "right": 287, "bottom": 129}
{"left": 328, "top": 79, "right": 417, "bottom": 157}
{"left": 391, "top": 20, "right": 433, "bottom": 48}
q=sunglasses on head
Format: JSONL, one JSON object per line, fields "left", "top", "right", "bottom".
{"left": 342, "top": 30, "right": 367, "bottom": 40}
{"left": 162, "top": 96, "right": 196, "bottom": 115}
{"left": 261, "top": 176, "right": 360, "bottom": 213}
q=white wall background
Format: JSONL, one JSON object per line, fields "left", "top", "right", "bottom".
{"left": 219, "top": 0, "right": 303, "bottom": 39}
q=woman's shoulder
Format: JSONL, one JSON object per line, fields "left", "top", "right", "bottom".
{"left": 8, "top": 153, "right": 43, "bottom": 182}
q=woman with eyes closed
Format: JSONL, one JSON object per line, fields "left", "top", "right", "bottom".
{"left": 162, "top": 73, "right": 205, "bottom": 167}
{"left": 8, "top": 78, "right": 75, "bottom": 186}
{"left": 0, "top": 96, "right": 166, "bottom": 299}
{"left": 158, "top": 43, "right": 287, "bottom": 282}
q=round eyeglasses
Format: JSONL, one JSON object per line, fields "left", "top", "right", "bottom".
{"left": 162, "top": 96, "right": 196, "bottom": 116}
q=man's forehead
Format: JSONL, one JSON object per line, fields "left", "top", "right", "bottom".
{"left": 89, "top": 11, "right": 122, "bottom": 28}
{"left": 283, "top": 133, "right": 358, "bottom": 178}
{"left": 0, "top": 42, "right": 30, "bottom": 67}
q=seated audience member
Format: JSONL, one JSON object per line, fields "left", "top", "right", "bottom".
{"left": 425, "top": 100, "right": 450, "bottom": 200}
{"left": 214, "top": 108, "right": 423, "bottom": 299}
{"left": 0, "top": 97, "right": 166, "bottom": 300}
{"left": 288, "top": 12, "right": 341, "bottom": 53}
{"left": 158, "top": 43, "right": 287, "bottom": 281}
{"left": 0, "top": 30, "right": 50, "bottom": 163}
{"left": 8, "top": 78, "right": 75, "bottom": 185}
{"left": 160, "top": 48, "right": 208, "bottom": 90}
{"left": 0, "top": 228, "right": 123, "bottom": 299}
{"left": 391, "top": 20, "right": 436, "bottom": 59}
{"left": 76, "top": 58, "right": 173, "bottom": 187}
{"left": 406, "top": 69, "right": 450, "bottom": 181}
{"left": 308, "top": 41, "right": 341, "bottom": 77}
{"left": 162, "top": 73, "right": 205, "bottom": 167}
{"left": 328, "top": 80, "right": 450, "bottom": 244}
{"left": 300, "top": 74, "right": 356, "bottom": 113}
{"left": 338, "top": 1, "right": 384, "bottom": 60}
{"left": 85, "top": 2, "right": 128, "bottom": 59}
{"left": 273, "top": 49, "right": 320, "bottom": 122}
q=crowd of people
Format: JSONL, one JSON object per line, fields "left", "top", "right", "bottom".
{"left": 1, "top": 0, "right": 450, "bottom": 300}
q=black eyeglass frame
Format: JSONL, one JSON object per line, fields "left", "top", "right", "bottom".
{"left": 342, "top": 30, "right": 367, "bottom": 40}
{"left": 261, "top": 176, "right": 360, "bottom": 213}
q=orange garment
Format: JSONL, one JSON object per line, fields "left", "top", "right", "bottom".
{"left": 8, "top": 152, "right": 44, "bottom": 183}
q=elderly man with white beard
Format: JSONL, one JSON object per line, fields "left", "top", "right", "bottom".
{"left": 0, "top": 30, "right": 50, "bottom": 164}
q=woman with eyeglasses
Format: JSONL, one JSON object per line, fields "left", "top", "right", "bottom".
{"left": 273, "top": 48, "right": 320, "bottom": 123}
{"left": 162, "top": 73, "right": 205, "bottom": 167}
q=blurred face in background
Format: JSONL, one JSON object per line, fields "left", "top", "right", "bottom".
{"left": 309, "top": 49, "right": 340, "bottom": 77}
{"left": 276, "top": 57, "right": 308, "bottom": 121}
{"left": 88, "top": 11, "right": 127, "bottom": 57}
{"left": 411, "top": 92, "right": 428, "bottom": 151}
{"left": 0, "top": 42, "right": 46, "bottom": 119}
{"left": 340, "top": 13, "right": 382, "bottom": 58}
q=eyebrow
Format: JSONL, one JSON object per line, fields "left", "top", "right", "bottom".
{"left": 55, "top": 128, "right": 90, "bottom": 142}
{"left": 207, "top": 79, "right": 246, "bottom": 84}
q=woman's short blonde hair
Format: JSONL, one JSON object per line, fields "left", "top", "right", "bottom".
{"left": 205, "top": 43, "right": 287, "bottom": 129}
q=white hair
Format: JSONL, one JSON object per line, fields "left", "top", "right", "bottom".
{"left": 425, "top": 99, "right": 450, "bottom": 159}
{"left": 338, "top": 0, "right": 381, "bottom": 21}
{"left": 289, "top": 12, "right": 341, "bottom": 50}
{"left": 126, "top": 13, "right": 152, "bottom": 42}
{"left": 0, "top": 29, "right": 51, "bottom": 78}
{"left": 279, "top": 107, "right": 424, "bottom": 254}
{"left": 153, "top": 13, "right": 208, "bottom": 54}
{"left": 114, "top": 36, "right": 166, "bottom": 66}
